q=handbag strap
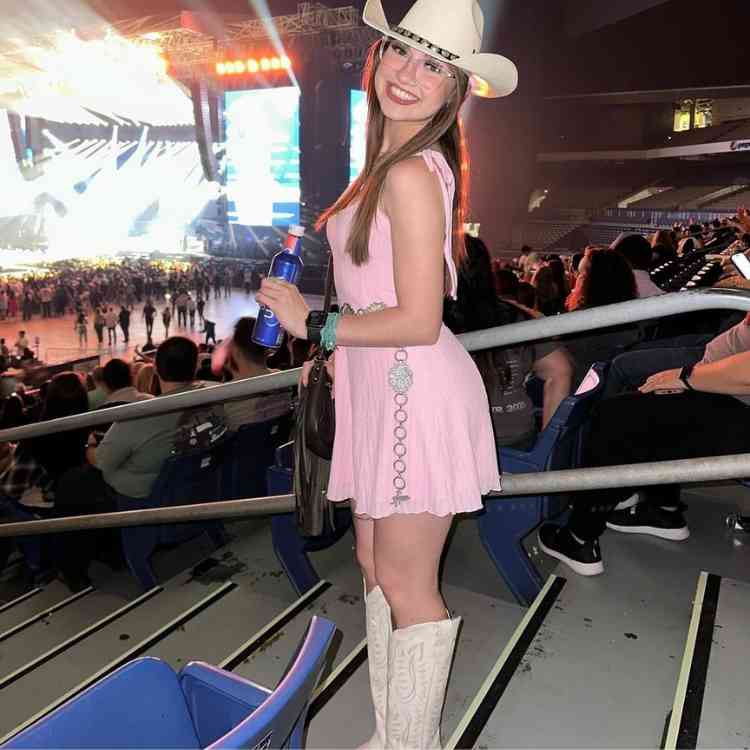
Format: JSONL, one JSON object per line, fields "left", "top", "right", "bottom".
{"left": 322, "top": 252, "right": 334, "bottom": 312}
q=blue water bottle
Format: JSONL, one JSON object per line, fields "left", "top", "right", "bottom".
{"left": 252, "top": 225, "right": 305, "bottom": 348}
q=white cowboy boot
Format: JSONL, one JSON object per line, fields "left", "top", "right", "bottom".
{"left": 358, "top": 585, "right": 392, "bottom": 749}
{"left": 386, "top": 615, "right": 461, "bottom": 750}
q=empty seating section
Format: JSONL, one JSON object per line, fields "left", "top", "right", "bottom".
{"left": 630, "top": 186, "right": 727, "bottom": 210}
{"left": 585, "top": 223, "right": 656, "bottom": 247}
{"left": 540, "top": 186, "right": 628, "bottom": 212}
{"left": 704, "top": 186, "right": 750, "bottom": 210}
{"left": 513, "top": 221, "right": 582, "bottom": 251}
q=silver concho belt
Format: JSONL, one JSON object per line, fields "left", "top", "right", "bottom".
{"left": 341, "top": 302, "right": 413, "bottom": 509}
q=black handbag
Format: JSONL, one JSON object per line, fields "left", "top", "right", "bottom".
{"left": 293, "top": 255, "right": 337, "bottom": 536}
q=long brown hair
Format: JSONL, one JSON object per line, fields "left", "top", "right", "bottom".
{"left": 316, "top": 39, "right": 471, "bottom": 296}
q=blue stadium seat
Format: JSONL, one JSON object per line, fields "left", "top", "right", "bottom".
{"left": 3, "top": 616, "right": 336, "bottom": 750}
{"left": 478, "top": 362, "right": 608, "bottom": 606}
{"left": 267, "top": 442, "right": 352, "bottom": 596}
{"left": 118, "top": 435, "right": 234, "bottom": 589}
{"left": 221, "top": 416, "right": 293, "bottom": 501}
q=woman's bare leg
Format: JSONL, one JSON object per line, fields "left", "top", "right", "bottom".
{"left": 374, "top": 512, "right": 453, "bottom": 628}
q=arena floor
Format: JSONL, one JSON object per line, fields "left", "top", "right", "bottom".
{"left": 0, "top": 290, "right": 327, "bottom": 367}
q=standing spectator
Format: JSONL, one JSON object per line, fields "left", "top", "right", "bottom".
{"left": 104, "top": 307, "right": 118, "bottom": 346}
{"left": 187, "top": 294, "right": 196, "bottom": 328}
{"left": 7, "top": 290, "right": 17, "bottom": 320}
{"left": 162, "top": 305, "right": 172, "bottom": 338}
{"left": 0, "top": 289, "right": 7, "bottom": 320}
{"left": 119, "top": 305, "right": 131, "bottom": 343}
{"left": 176, "top": 291, "right": 189, "bottom": 327}
{"left": 202, "top": 318, "right": 217, "bottom": 346}
{"left": 75, "top": 311, "right": 88, "bottom": 348}
{"left": 93, "top": 308, "right": 105, "bottom": 347}
{"left": 22, "top": 292, "right": 33, "bottom": 321}
{"left": 40, "top": 285, "right": 52, "bottom": 318}
{"left": 143, "top": 298, "right": 156, "bottom": 341}
{"left": 196, "top": 294, "right": 205, "bottom": 324}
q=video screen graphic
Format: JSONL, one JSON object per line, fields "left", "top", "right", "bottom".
{"left": 224, "top": 87, "right": 300, "bottom": 227}
{"left": 350, "top": 89, "right": 367, "bottom": 184}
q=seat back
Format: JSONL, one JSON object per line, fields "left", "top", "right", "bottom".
{"left": 193, "top": 617, "right": 336, "bottom": 749}
{"left": 507, "top": 362, "right": 607, "bottom": 475}
{"left": 3, "top": 659, "right": 199, "bottom": 750}
{"left": 222, "top": 416, "right": 293, "bottom": 501}
{"left": 149, "top": 433, "right": 234, "bottom": 509}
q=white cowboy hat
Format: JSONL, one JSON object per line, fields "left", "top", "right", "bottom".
{"left": 363, "top": 0, "right": 518, "bottom": 98}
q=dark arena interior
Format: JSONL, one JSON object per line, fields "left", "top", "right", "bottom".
{"left": 0, "top": 1, "right": 749, "bottom": 748}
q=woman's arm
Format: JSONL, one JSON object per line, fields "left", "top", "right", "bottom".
{"left": 640, "top": 350, "right": 750, "bottom": 395}
{"left": 257, "top": 157, "right": 448, "bottom": 348}
{"left": 533, "top": 348, "right": 573, "bottom": 429}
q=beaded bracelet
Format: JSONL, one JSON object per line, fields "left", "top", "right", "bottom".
{"left": 320, "top": 313, "right": 340, "bottom": 352}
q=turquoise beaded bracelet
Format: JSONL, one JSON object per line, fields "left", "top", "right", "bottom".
{"left": 320, "top": 313, "right": 340, "bottom": 352}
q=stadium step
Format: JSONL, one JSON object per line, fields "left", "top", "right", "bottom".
{"left": 664, "top": 572, "right": 750, "bottom": 750}
{"left": 0, "top": 572, "right": 234, "bottom": 740}
{"left": 301, "top": 580, "right": 526, "bottom": 748}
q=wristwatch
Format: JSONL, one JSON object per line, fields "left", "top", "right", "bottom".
{"left": 679, "top": 364, "right": 695, "bottom": 390}
{"left": 305, "top": 311, "right": 328, "bottom": 344}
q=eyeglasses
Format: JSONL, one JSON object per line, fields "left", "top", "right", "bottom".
{"left": 380, "top": 40, "right": 456, "bottom": 86}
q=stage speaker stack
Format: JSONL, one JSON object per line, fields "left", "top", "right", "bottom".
{"left": 190, "top": 78, "right": 219, "bottom": 182}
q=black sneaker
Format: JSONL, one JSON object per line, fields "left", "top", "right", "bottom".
{"left": 606, "top": 503, "right": 689, "bottom": 541}
{"left": 538, "top": 523, "right": 604, "bottom": 576}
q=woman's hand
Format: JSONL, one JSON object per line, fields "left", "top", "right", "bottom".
{"left": 255, "top": 279, "right": 310, "bottom": 340}
{"left": 299, "top": 353, "right": 336, "bottom": 394}
{"left": 639, "top": 368, "right": 685, "bottom": 394}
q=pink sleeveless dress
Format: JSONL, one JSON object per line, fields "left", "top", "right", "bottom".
{"left": 325, "top": 150, "right": 501, "bottom": 519}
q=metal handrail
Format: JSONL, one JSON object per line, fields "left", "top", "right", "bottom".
{"left": 1, "top": 450, "right": 749, "bottom": 537}
{"left": 1, "top": 287, "right": 749, "bottom": 444}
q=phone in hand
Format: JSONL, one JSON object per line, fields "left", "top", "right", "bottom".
{"left": 731, "top": 252, "right": 750, "bottom": 280}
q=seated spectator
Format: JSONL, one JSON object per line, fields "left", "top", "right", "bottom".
{"left": 101, "top": 359, "right": 153, "bottom": 406}
{"left": 539, "top": 319, "right": 750, "bottom": 576}
{"left": 0, "top": 373, "right": 98, "bottom": 589}
{"left": 87, "top": 366, "right": 107, "bottom": 410}
{"left": 0, "top": 338, "right": 9, "bottom": 372}
{"left": 564, "top": 246, "right": 640, "bottom": 389}
{"left": 651, "top": 229, "right": 677, "bottom": 258}
{"left": 516, "top": 282, "right": 536, "bottom": 310}
{"left": 612, "top": 234, "right": 664, "bottom": 298}
{"left": 532, "top": 266, "right": 565, "bottom": 317}
{"left": 473, "top": 303, "right": 572, "bottom": 450}
{"left": 219, "top": 318, "right": 294, "bottom": 431}
{"left": 546, "top": 258, "right": 570, "bottom": 301}
{"left": 135, "top": 363, "right": 159, "bottom": 396}
{"left": 0, "top": 394, "right": 26, "bottom": 475}
{"left": 494, "top": 268, "right": 520, "bottom": 301}
{"left": 90, "top": 337, "right": 228, "bottom": 502}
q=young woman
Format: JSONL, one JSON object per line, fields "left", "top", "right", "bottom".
{"left": 256, "top": 1, "right": 517, "bottom": 747}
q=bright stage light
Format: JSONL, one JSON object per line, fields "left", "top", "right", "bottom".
{"left": 234, "top": 60, "right": 246, "bottom": 73}
{"left": 224, "top": 61, "right": 235, "bottom": 74}
{"left": 281, "top": 56, "right": 291, "bottom": 69}
{"left": 216, "top": 62, "right": 226, "bottom": 75}
{"left": 248, "top": 59, "right": 259, "bottom": 73}
{"left": 271, "top": 57, "right": 280, "bottom": 70}
{"left": 260, "top": 58, "right": 271, "bottom": 71}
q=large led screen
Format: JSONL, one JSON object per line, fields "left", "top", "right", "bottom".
{"left": 224, "top": 87, "right": 300, "bottom": 227}
{"left": 350, "top": 89, "right": 367, "bottom": 184}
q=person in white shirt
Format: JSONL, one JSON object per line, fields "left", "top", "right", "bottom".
{"left": 104, "top": 307, "right": 118, "bottom": 346}
{"left": 612, "top": 233, "right": 664, "bottom": 298}
{"left": 14, "top": 331, "right": 29, "bottom": 357}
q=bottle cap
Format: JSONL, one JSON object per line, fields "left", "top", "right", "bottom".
{"left": 288, "top": 225, "right": 305, "bottom": 238}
